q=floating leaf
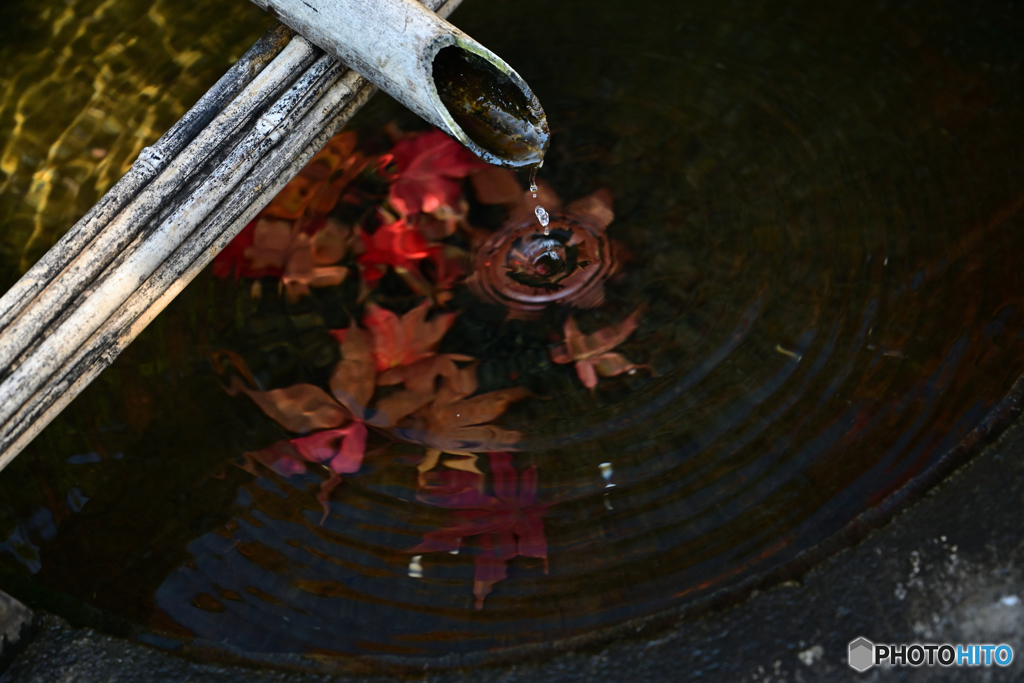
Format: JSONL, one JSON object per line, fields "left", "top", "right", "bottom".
{"left": 377, "top": 354, "right": 475, "bottom": 396}
{"left": 329, "top": 326, "right": 376, "bottom": 416}
{"left": 395, "top": 244, "right": 472, "bottom": 304}
{"left": 262, "top": 131, "right": 360, "bottom": 221}
{"left": 289, "top": 422, "right": 367, "bottom": 475}
{"left": 245, "top": 218, "right": 293, "bottom": 273}
{"left": 358, "top": 214, "right": 430, "bottom": 286}
{"left": 372, "top": 389, "right": 435, "bottom": 426}
{"left": 227, "top": 377, "right": 348, "bottom": 434}
{"left": 417, "top": 449, "right": 482, "bottom": 478}
{"left": 241, "top": 441, "right": 307, "bottom": 478}
{"left": 551, "top": 310, "right": 648, "bottom": 390}
{"left": 214, "top": 130, "right": 362, "bottom": 285}
{"left": 416, "top": 450, "right": 485, "bottom": 505}
{"left": 214, "top": 216, "right": 354, "bottom": 301}
{"left": 563, "top": 311, "right": 639, "bottom": 360}
{"left": 394, "top": 359, "right": 527, "bottom": 447}
{"left": 425, "top": 387, "right": 532, "bottom": 432}
{"left": 280, "top": 220, "right": 355, "bottom": 301}
{"left": 362, "top": 300, "right": 456, "bottom": 372}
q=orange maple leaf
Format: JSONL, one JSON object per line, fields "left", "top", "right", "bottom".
{"left": 362, "top": 300, "right": 456, "bottom": 372}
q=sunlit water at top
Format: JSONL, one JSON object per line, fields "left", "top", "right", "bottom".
{"left": 0, "top": 0, "right": 1023, "bottom": 667}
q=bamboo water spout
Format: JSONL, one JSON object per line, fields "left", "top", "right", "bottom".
{"left": 249, "top": 0, "right": 550, "bottom": 167}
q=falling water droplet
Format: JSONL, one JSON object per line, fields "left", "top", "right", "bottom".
{"left": 408, "top": 555, "right": 424, "bottom": 578}
{"left": 601, "top": 463, "right": 615, "bottom": 509}
{"left": 529, "top": 167, "right": 539, "bottom": 198}
{"left": 535, "top": 205, "right": 550, "bottom": 234}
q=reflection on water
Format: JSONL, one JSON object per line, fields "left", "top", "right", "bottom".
{"left": 2, "top": 0, "right": 1024, "bottom": 666}
{"left": 0, "top": 0, "right": 271, "bottom": 289}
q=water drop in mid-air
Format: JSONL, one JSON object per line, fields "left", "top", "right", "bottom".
{"left": 535, "top": 205, "right": 550, "bottom": 234}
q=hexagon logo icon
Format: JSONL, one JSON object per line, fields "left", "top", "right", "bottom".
{"left": 848, "top": 637, "right": 875, "bottom": 672}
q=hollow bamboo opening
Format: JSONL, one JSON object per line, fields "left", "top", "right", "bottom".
{"left": 429, "top": 40, "right": 549, "bottom": 167}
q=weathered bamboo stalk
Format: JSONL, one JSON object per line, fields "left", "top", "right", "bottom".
{"left": 0, "top": 0, "right": 463, "bottom": 471}
{"left": 0, "top": 47, "right": 340, "bottom": 433}
{"left": 0, "top": 37, "right": 319, "bottom": 380}
{"left": 1, "top": 72, "right": 380, "bottom": 464}
{"left": 0, "top": 25, "right": 296, "bottom": 337}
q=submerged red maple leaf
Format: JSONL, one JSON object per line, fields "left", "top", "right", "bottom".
{"left": 262, "top": 131, "right": 364, "bottom": 223}
{"left": 357, "top": 212, "right": 430, "bottom": 286}
{"left": 551, "top": 309, "right": 649, "bottom": 390}
{"left": 211, "top": 218, "right": 258, "bottom": 280}
{"left": 414, "top": 452, "right": 549, "bottom": 609}
{"left": 213, "top": 131, "right": 363, "bottom": 288}
{"left": 379, "top": 129, "right": 483, "bottom": 218}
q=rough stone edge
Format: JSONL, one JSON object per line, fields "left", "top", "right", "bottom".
{"left": 0, "top": 590, "right": 33, "bottom": 677}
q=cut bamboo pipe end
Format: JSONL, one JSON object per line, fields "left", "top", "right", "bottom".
{"left": 429, "top": 37, "right": 549, "bottom": 168}
{"left": 253, "top": 0, "right": 550, "bottom": 167}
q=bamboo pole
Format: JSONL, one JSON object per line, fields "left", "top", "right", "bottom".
{"left": 0, "top": 24, "right": 296, "bottom": 337}
{"left": 0, "top": 47, "right": 339, "bottom": 433}
{"left": 0, "top": 38, "right": 320, "bottom": 383}
{"left": 0, "top": 0, "right": 464, "bottom": 471}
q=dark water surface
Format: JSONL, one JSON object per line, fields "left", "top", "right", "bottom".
{"left": 1, "top": 0, "right": 1024, "bottom": 665}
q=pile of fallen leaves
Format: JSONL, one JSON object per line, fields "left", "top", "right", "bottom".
{"left": 211, "top": 126, "right": 648, "bottom": 607}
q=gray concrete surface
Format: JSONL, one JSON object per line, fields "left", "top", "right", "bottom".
{"left": 4, "top": 414, "right": 1024, "bottom": 682}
